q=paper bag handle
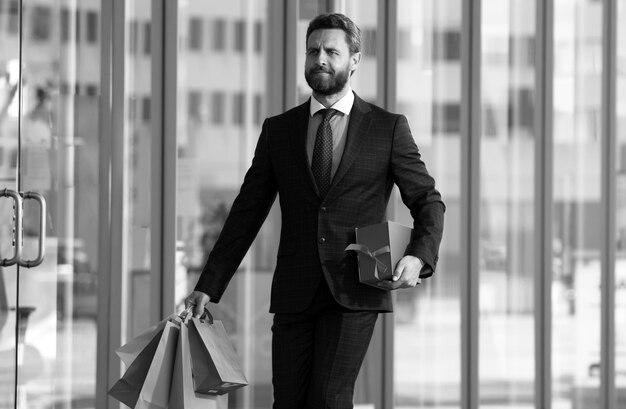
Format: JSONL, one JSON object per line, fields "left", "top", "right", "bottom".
{"left": 179, "top": 305, "right": 193, "bottom": 320}
{"left": 199, "top": 307, "right": 214, "bottom": 324}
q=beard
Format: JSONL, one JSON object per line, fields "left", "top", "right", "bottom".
{"left": 305, "top": 64, "right": 351, "bottom": 96}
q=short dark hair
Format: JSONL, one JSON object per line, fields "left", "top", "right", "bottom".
{"left": 306, "top": 13, "right": 362, "bottom": 54}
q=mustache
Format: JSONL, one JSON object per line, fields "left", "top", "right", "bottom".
{"left": 311, "top": 67, "right": 333, "bottom": 74}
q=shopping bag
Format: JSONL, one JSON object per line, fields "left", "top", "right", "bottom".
{"left": 169, "top": 317, "right": 228, "bottom": 409}
{"left": 109, "top": 320, "right": 180, "bottom": 409}
{"left": 108, "top": 328, "right": 164, "bottom": 407}
{"left": 188, "top": 314, "right": 248, "bottom": 395}
{"left": 136, "top": 320, "right": 180, "bottom": 408}
{"left": 116, "top": 314, "right": 179, "bottom": 367}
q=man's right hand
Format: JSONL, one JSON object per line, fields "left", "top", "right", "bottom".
{"left": 184, "top": 290, "right": 211, "bottom": 318}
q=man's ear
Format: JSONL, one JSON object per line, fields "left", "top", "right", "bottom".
{"left": 349, "top": 52, "right": 362, "bottom": 75}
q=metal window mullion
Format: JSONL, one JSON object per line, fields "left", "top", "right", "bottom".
{"left": 95, "top": 0, "right": 127, "bottom": 407}
{"left": 461, "top": 1, "right": 481, "bottom": 409}
{"left": 379, "top": 0, "right": 396, "bottom": 112}
{"left": 94, "top": 0, "right": 113, "bottom": 404}
{"left": 159, "top": 0, "right": 178, "bottom": 316}
{"left": 150, "top": 0, "right": 165, "bottom": 324}
{"left": 267, "top": 0, "right": 287, "bottom": 116}
{"left": 534, "top": 0, "right": 554, "bottom": 408}
{"left": 379, "top": 4, "right": 398, "bottom": 408}
{"left": 601, "top": 0, "right": 617, "bottom": 408}
{"left": 284, "top": 0, "right": 298, "bottom": 110}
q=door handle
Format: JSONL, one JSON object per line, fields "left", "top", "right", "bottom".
{"left": 0, "top": 189, "right": 47, "bottom": 267}
{"left": 18, "top": 191, "right": 47, "bottom": 268}
{"left": 0, "top": 188, "right": 23, "bottom": 267}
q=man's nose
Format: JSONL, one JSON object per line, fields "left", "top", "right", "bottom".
{"left": 315, "top": 50, "right": 328, "bottom": 65}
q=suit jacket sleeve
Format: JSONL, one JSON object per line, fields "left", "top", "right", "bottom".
{"left": 194, "top": 119, "right": 277, "bottom": 302}
{"left": 390, "top": 115, "right": 445, "bottom": 277}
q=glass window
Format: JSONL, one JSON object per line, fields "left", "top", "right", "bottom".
{"left": 75, "top": 10, "right": 80, "bottom": 42}
{"left": 31, "top": 6, "right": 51, "bottom": 41}
{"left": 176, "top": 2, "right": 271, "bottom": 407}
{"left": 129, "top": 20, "right": 138, "bottom": 55}
{"left": 362, "top": 28, "right": 376, "bottom": 57}
{"left": 189, "top": 17, "right": 203, "bottom": 51}
{"left": 552, "top": 0, "right": 603, "bottom": 408}
{"left": 254, "top": 21, "right": 263, "bottom": 53}
{"left": 254, "top": 93, "right": 263, "bottom": 124}
{"left": 233, "top": 92, "right": 245, "bottom": 125}
{"left": 210, "top": 91, "right": 226, "bottom": 124}
{"left": 234, "top": 20, "right": 245, "bottom": 52}
{"left": 144, "top": 22, "right": 151, "bottom": 55}
{"left": 395, "top": 1, "right": 462, "bottom": 408}
{"left": 432, "top": 103, "right": 461, "bottom": 134}
{"left": 397, "top": 29, "right": 413, "bottom": 60}
{"left": 86, "top": 11, "right": 98, "bottom": 44}
{"left": 432, "top": 30, "right": 461, "bottom": 61}
{"left": 61, "top": 8, "right": 69, "bottom": 42}
{"left": 210, "top": 18, "right": 227, "bottom": 51}
{"left": 480, "top": 0, "right": 536, "bottom": 407}
{"left": 188, "top": 90, "right": 202, "bottom": 120}
{"left": 8, "top": 0, "right": 17, "bottom": 33}
{"left": 142, "top": 96, "right": 150, "bottom": 122}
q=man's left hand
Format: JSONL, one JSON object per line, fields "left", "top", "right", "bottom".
{"left": 376, "top": 255, "right": 423, "bottom": 290}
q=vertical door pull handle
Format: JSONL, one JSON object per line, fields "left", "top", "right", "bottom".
{"left": 0, "top": 188, "right": 23, "bottom": 267}
{"left": 18, "top": 191, "right": 47, "bottom": 268}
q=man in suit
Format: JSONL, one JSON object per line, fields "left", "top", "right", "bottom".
{"left": 185, "top": 13, "right": 444, "bottom": 409}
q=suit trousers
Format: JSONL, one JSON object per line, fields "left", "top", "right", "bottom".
{"left": 271, "top": 277, "right": 379, "bottom": 409}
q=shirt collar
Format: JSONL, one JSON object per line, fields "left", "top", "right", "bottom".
{"left": 309, "top": 87, "right": 354, "bottom": 117}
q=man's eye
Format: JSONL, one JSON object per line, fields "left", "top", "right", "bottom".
{"left": 306, "top": 49, "right": 318, "bottom": 55}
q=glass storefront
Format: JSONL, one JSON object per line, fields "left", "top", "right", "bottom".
{"left": 174, "top": 1, "right": 273, "bottom": 407}
{"left": 394, "top": 0, "right": 462, "bottom": 407}
{"left": 479, "top": 1, "right": 536, "bottom": 407}
{"left": 551, "top": 1, "right": 603, "bottom": 408}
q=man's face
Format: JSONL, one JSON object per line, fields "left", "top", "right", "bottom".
{"left": 304, "top": 28, "right": 361, "bottom": 96}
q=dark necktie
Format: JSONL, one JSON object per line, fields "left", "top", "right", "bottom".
{"left": 311, "top": 109, "right": 336, "bottom": 198}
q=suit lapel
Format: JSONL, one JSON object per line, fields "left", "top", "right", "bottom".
{"left": 327, "top": 94, "right": 372, "bottom": 198}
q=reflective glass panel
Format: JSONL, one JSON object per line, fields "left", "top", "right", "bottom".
{"left": 297, "top": 0, "right": 327, "bottom": 103}
{"left": 552, "top": 0, "right": 603, "bottom": 408}
{"left": 341, "top": 3, "right": 382, "bottom": 408}
{"left": 0, "top": 1, "right": 20, "bottom": 404}
{"left": 479, "top": 0, "right": 536, "bottom": 407}
{"left": 394, "top": 0, "right": 462, "bottom": 408}
{"left": 175, "top": 1, "right": 272, "bottom": 407}
{"left": 125, "top": 0, "right": 153, "bottom": 338}
{"left": 0, "top": 0, "right": 102, "bottom": 407}
{"left": 344, "top": 0, "right": 377, "bottom": 105}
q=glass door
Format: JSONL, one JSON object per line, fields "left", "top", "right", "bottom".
{"left": 0, "top": 1, "right": 101, "bottom": 407}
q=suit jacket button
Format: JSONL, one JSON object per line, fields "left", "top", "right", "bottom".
{"left": 319, "top": 237, "right": 326, "bottom": 244}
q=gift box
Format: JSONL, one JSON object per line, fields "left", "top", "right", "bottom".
{"left": 346, "top": 221, "right": 419, "bottom": 287}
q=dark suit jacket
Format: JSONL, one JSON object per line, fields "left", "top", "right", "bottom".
{"left": 195, "top": 93, "right": 445, "bottom": 313}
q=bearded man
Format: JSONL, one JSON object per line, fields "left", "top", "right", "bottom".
{"left": 185, "top": 13, "right": 445, "bottom": 409}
